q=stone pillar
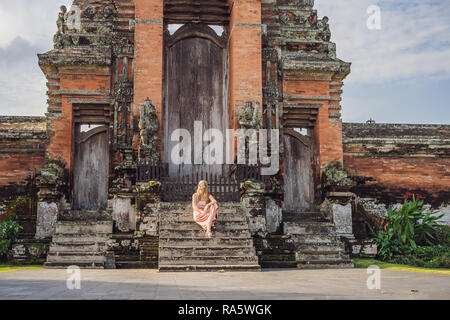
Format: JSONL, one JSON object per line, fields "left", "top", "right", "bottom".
{"left": 321, "top": 191, "right": 355, "bottom": 239}
{"left": 35, "top": 159, "right": 67, "bottom": 239}
{"left": 241, "top": 181, "right": 267, "bottom": 237}
{"left": 265, "top": 198, "right": 282, "bottom": 234}
{"left": 134, "top": 182, "right": 161, "bottom": 237}
{"left": 228, "top": 0, "right": 263, "bottom": 135}
{"left": 109, "top": 194, "right": 136, "bottom": 233}
{"left": 133, "top": 0, "right": 164, "bottom": 155}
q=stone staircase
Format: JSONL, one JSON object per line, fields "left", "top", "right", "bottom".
{"left": 110, "top": 234, "right": 158, "bottom": 269}
{"left": 158, "top": 202, "right": 261, "bottom": 272}
{"left": 44, "top": 211, "right": 113, "bottom": 269}
{"left": 283, "top": 212, "right": 354, "bottom": 269}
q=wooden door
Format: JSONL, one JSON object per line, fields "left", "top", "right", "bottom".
{"left": 283, "top": 130, "right": 315, "bottom": 212}
{"left": 73, "top": 125, "right": 109, "bottom": 211}
{"left": 163, "top": 24, "right": 229, "bottom": 178}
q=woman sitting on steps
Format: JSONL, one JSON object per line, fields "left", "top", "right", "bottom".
{"left": 192, "top": 180, "right": 219, "bottom": 238}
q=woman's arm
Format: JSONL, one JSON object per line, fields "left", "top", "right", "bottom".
{"left": 207, "top": 194, "right": 217, "bottom": 207}
{"left": 192, "top": 194, "right": 200, "bottom": 212}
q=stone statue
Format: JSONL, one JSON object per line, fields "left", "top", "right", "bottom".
{"left": 318, "top": 17, "right": 331, "bottom": 42}
{"left": 239, "top": 101, "right": 261, "bottom": 130}
{"left": 138, "top": 98, "right": 159, "bottom": 163}
{"left": 300, "top": 0, "right": 315, "bottom": 8}
{"left": 56, "top": 6, "right": 68, "bottom": 35}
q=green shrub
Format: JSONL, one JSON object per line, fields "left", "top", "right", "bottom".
{"left": 370, "top": 193, "right": 449, "bottom": 266}
{"left": 390, "top": 246, "right": 450, "bottom": 268}
{"left": 0, "top": 220, "right": 22, "bottom": 261}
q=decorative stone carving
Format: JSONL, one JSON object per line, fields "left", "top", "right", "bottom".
{"left": 262, "top": 48, "right": 278, "bottom": 62}
{"left": 53, "top": 2, "right": 117, "bottom": 49}
{"left": 112, "top": 36, "right": 134, "bottom": 57}
{"left": 280, "top": 13, "right": 290, "bottom": 24}
{"left": 56, "top": 6, "right": 68, "bottom": 35}
{"left": 102, "top": 6, "right": 115, "bottom": 19}
{"left": 83, "top": 6, "right": 96, "bottom": 19}
{"left": 300, "top": 0, "right": 315, "bottom": 8}
{"left": 297, "top": 15, "right": 307, "bottom": 25}
{"left": 323, "top": 161, "right": 356, "bottom": 191}
{"left": 36, "top": 158, "right": 67, "bottom": 202}
{"left": 238, "top": 101, "right": 261, "bottom": 130}
{"left": 318, "top": 16, "right": 331, "bottom": 42}
{"left": 114, "top": 81, "right": 133, "bottom": 103}
{"left": 138, "top": 98, "right": 160, "bottom": 163}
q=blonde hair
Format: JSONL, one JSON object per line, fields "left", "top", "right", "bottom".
{"left": 194, "top": 180, "right": 210, "bottom": 202}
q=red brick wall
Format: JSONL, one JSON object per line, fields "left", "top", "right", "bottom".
{"left": 43, "top": 66, "right": 111, "bottom": 169}
{"left": 229, "top": 0, "right": 263, "bottom": 158}
{"left": 133, "top": 0, "right": 164, "bottom": 154}
{"left": 283, "top": 75, "right": 344, "bottom": 178}
{"left": 0, "top": 117, "right": 46, "bottom": 187}
{"left": 343, "top": 123, "right": 450, "bottom": 204}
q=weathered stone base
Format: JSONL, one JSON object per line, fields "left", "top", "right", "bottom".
{"left": 11, "top": 237, "right": 50, "bottom": 265}
{"left": 44, "top": 214, "right": 113, "bottom": 269}
{"left": 107, "top": 233, "right": 158, "bottom": 269}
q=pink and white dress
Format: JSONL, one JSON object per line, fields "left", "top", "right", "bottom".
{"left": 193, "top": 200, "right": 219, "bottom": 231}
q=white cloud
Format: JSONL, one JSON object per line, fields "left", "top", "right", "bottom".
{"left": 0, "top": 1, "right": 72, "bottom": 116}
{"left": 0, "top": 0, "right": 449, "bottom": 118}
{"left": 316, "top": 0, "right": 450, "bottom": 84}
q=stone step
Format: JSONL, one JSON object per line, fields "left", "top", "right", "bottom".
{"left": 58, "top": 210, "right": 111, "bottom": 221}
{"left": 159, "top": 237, "right": 253, "bottom": 247}
{"left": 158, "top": 264, "right": 261, "bottom": 272}
{"left": 44, "top": 261, "right": 105, "bottom": 269}
{"left": 52, "top": 235, "right": 109, "bottom": 245}
{"left": 159, "top": 246, "right": 256, "bottom": 257}
{"left": 296, "top": 242, "right": 345, "bottom": 252}
{"left": 49, "top": 244, "right": 107, "bottom": 254}
{"left": 160, "top": 229, "right": 251, "bottom": 238}
{"left": 160, "top": 222, "right": 249, "bottom": 231}
{"left": 283, "top": 212, "right": 330, "bottom": 223}
{"left": 160, "top": 207, "right": 241, "bottom": 216}
{"left": 289, "top": 234, "right": 340, "bottom": 244}
{"left": 297, "top": 260, "right": 354, "bottom": 269}
{"left": 259, "top": 261, "right": 298, "bottom": 268}
{"left": 160, "top": 257, "right": 259, "bottom": 265}
{"left": 161, "top": 201, "right": 241, "bottom": 207}
{"left": 55, "top": 221, "right": 112, "bottom": 235}
{"left": 161, "top": 213, "right": 247, "bottom": 223}
{"left": 161, "top": 220, "right": 247, "bottom": 228}
{"left": 283, "top": 222, "right": 336, "bottom": 235}
{"left": 46, "top": 253, "right": 106, "bottom": 264}
{"left": 296, "top": 251, "right": 345, "bottom": 261}
{"left": 258, "top": 253, "right": 296, "bottom": 262}
{"left": 114, "top": 254, "right": 140, "bottom": 262}
{"left": 116, "top": 261, "right": 158, "bottom": 269}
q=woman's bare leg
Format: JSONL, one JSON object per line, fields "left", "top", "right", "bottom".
{"left": 206, "top": 218, "right": 213, "bottom": 238}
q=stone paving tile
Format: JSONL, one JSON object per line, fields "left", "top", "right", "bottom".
{"left": 0, "top": 268, "right": 448, "bottom": 300}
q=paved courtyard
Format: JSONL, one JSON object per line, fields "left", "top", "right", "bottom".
{"left": 0, "top": 268, "right": 449, "bottom": 300}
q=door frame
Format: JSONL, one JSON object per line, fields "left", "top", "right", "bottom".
{"left": 282, "top": 128, "right": 316, "bottom": 212}
{"left": 71, "top": 121, "right": 111, "bottom": 211}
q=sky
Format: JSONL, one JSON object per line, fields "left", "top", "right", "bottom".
{"left": 0, "top": 0, "right": 449, "bottom": 124}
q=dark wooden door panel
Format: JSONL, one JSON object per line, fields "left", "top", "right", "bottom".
{"left": 163, "top": 24, "right": 228, "bottom": 177}
{"left": 283, "top": 133, "right": 314, "bottom": 212}
{"left": 73, "top": 126, "right": 109, "bottom": 211}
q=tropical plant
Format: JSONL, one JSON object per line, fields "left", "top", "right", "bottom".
{"left": 0, "top": 220, "right": 22, "bottom": 261}
{"left": 370, "top": 193, "right": 448, "bottom": 262}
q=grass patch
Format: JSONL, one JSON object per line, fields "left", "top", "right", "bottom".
{"left": 0, "top": 265, "right": 44, "bottom": 273}
{"left": 354, "top": 258, "right": 450, "bottom": 275}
